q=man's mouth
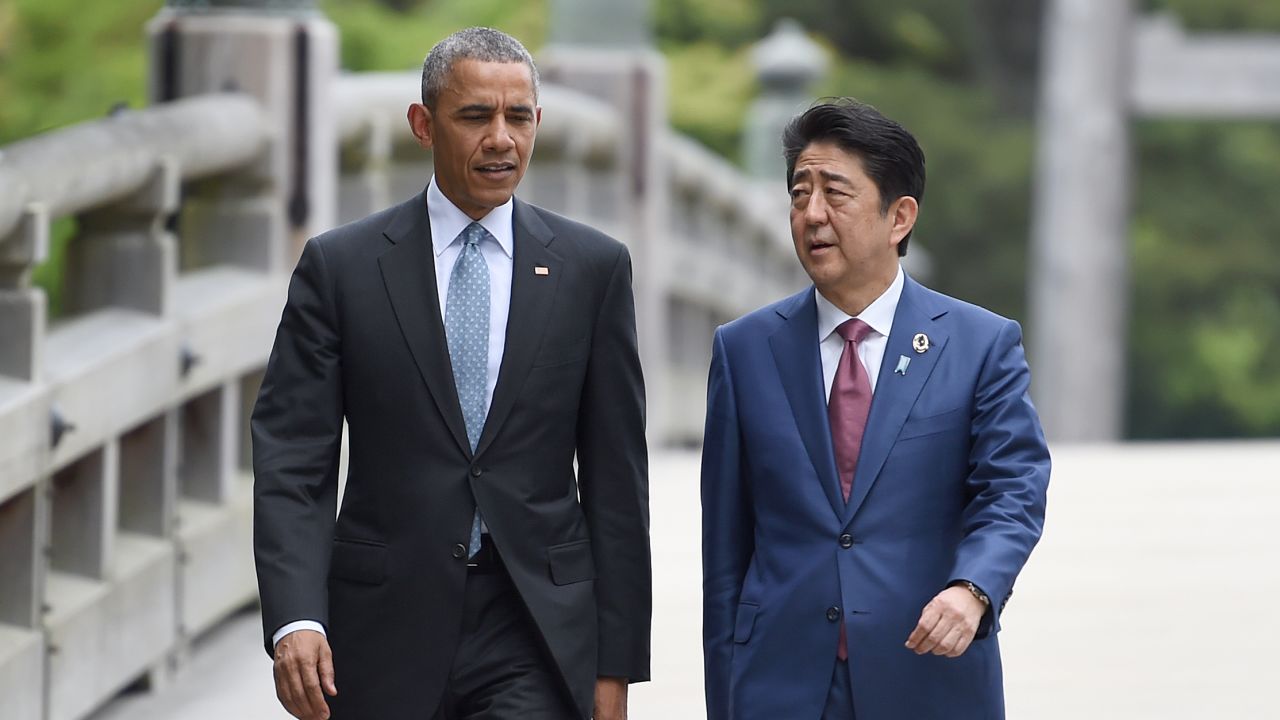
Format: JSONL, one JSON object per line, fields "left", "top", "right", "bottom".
{"left": 811, "top": 240, "right": 835, "bottom": 252}
{"left": 476, "top": 162, "right": 517, "bottom": 176}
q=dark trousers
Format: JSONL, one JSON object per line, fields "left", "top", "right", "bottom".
{"left": 822, "top": 658, "right": 856, "bottom": 720}
{"left": 431, "top": 566, "right": 577, "bottom": 720}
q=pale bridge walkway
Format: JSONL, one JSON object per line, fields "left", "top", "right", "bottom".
{"left": 92, "top": 444, "right": 1280, "bottom": 719}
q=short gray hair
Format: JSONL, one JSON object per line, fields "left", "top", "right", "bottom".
{"left": 420, "top": 27, "right": 540, "bottom": 109}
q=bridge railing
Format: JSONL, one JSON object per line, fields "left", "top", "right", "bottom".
{"left": 0, "top": 93, "right": 283, "bottom": 720}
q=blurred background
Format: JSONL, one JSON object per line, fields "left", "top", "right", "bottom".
{"left": 0, "top": 0, "right": 1277, "bottom": 718}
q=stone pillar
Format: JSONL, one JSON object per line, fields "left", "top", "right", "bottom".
{"left": 0, "top": 204, "right": 47, "bottom": 382}
{"left": 1029, "top": 0, "right": 1134, "bottom": 441}
{"left": 147, "top": 0, "right": 338, "bottom": 268}
{"left": 743, "top": 19, "right": 827, "bottom": 181}
{"left": 548, "top": 0, "right": 650, "bottom": 48}
{"left": 63, "top": 159, "right": 179, "bottom": 317}
{"left": 541, "top": 0, "right": 671, "bottom": 444}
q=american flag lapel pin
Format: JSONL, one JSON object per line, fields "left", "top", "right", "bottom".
{"left": 534, "top": 265, "right": 550, "bottom": 276}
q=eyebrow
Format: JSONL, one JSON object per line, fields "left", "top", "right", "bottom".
{"left": 455, "top": 103, "right": 535, "bottom": 116}
{"left": 792, "top": 168, "right": 852, "bottom": 186}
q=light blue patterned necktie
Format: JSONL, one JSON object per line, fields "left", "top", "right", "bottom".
{"left": 444, "top": 222, "right": 491, "bottom": 558}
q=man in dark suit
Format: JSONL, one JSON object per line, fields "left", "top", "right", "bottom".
{"left": 253, "top": 27, "right": 650, "bottom": 720}
{"left": 701, "top": 99, "right": 1050, "bottom": 719}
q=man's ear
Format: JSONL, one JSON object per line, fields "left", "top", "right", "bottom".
{"left": 535, "top": 105, "right": 542, "bottom": 129}
{"left": 407, "top": 103, "right": 434, "bottom": 150}
{"left": 889, "top": 195, "right": 919, "bottom": 247}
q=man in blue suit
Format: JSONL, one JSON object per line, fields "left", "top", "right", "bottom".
{"left": 701, "top": 99, "right": 1050, "bottom": 719}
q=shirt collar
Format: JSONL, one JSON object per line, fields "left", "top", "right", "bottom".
{"left": 426, "top": 175, "right": 515, "bottom": 259}
{"left": 815, "top": 264, "right": 905, "bottom": 343}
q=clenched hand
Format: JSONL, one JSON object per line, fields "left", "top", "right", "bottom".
{"left": 904, "top": 585, "right": 986, "bottom": 658}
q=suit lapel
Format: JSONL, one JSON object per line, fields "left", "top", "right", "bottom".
{"left": 769, "top": 290, "right": 845, "bottom": 520}
{"left": 844, "top": 276, "right": 949, "bottom": 525}
{"left": 377, "top": 191, "right": 472, "bottom": 458}
{"left": 473, "top": 199, "right": 562, "bottom": 457}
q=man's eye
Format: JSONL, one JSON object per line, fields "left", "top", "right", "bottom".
{"left": 790, "top": 188, "right": 808, "bottom": 199}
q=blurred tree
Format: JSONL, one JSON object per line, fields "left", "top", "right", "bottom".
{"left": 322, "top": 0, "right": 548, "bottom": 72}
{"left": 0, "top": 0, "right": 162, "bottom": 144}
{"left": 1128, "top": 120, "right": 1280, "bottom": 438}
{"left": 1146, "top": 0, "right": 1280, "bottom": 31}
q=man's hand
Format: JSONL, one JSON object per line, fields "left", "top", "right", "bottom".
{"left": 593, "top": 676, "right": 628, "bottom": 720}
{"left": 904, "top": 585, "right": 986, "bottom": 658}
{"left": 273, "top": 629, "right": 337, "bottom": 719}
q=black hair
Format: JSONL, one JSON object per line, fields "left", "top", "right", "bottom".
{"left": 782, "top": 98, "right": 925, "bottom": 255}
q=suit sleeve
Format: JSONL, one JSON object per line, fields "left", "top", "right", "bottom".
{"left": 701, "top": 328, "right": 754, "bottom": 720}
{"left": 251, "top": 238, "right": 344, "bottom": 656}
{"left": 948, "top": 318, "right": 1050, "bottom": 637}
{"left": 575, "top": 244, "right": 652, "bottom": 682}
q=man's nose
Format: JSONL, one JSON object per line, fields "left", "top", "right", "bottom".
{"left": 484, "top": 118, "right": 516, "bottom": 152}
{"left": 804, "top": 192, "right": 829, "bottom": 225}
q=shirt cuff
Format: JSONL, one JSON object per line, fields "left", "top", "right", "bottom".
{"left": 272, "top": 620, "right": 327, "bottom": 648}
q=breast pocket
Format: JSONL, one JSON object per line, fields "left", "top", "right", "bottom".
{"left": 532, "top": 337, "right": 590, "bottom": 369}
{"left": 898, "top": 406, "right": 968, "bottom": 441}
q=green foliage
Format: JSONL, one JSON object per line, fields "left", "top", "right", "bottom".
{"left": 29, "top": 218, "right": 76, "bottom": 319}
{"left": 0, "top": 0, "right": 163, "bottom": 144}
{"left": 1128, "top": 120, "right": 1280, "bottom": 438}
{"left": 817, "top": 60, "right": 1035, "bottom": 323}
{"left": 1146, "top": 0, "right": 1280, "bottom": 31}
{"left": 655, "top": 0, "right": 763, "bottom": 46}
{"left": 663, "top": 42, "right": 757, "bottom": 162}
{"left": 322, "top": 0, "right": 548, "bottom": 73}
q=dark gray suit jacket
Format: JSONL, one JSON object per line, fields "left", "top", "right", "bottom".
{"left": 252, "top": 190, "right": 652, "bottom": 719}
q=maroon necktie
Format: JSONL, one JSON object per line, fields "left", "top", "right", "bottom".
{"left": 828, "top": 318, "right": 873, "bottom": 660}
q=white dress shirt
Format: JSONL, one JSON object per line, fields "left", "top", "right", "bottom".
{"left": 816, "top": 264, "right": 905, "bottom": 401}
{"left": 273, "top": 177, "right": 516, "bottom": 648}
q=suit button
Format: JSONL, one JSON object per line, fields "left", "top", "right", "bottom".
{"left": 826, "top": 606, "right": 841, "bottom": 622}
{"left": 470, "top": 466, "right": 482, "bottom": 477}
{"left": 452, "top": 543, "right": 467, "bottom": 559}
{"left": 839, "top": 533, "right": 853, "bottom": 549}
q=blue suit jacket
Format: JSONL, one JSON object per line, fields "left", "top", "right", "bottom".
{"left": 701, "top": 276, "right": 1050, "bottom": 720}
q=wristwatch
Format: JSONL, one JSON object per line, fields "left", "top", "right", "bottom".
{"left": 960, "top": 580, "right": 989, "bottom": 607}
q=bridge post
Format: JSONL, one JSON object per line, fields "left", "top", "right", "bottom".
{"left": 541, "top": 0, "right": 673, "bottom": 443}
{"left": 147, "top": 0, "right": 338, "bottom": 269}
{"left": 62, "top": 158, "right": 180, "bottom": 317}
{"left": 0, "top": 205, "right": 48, "bottom": 382}
{"left": 743, "top": 19, "right": 827, "bottom": 181}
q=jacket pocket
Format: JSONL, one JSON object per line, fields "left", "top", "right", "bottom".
{"left": 733, "top": 602, "right": 759, "bottom": 643}
{"left": 898, "top": 406, "right": 968, "bottom": 441}
{"left": 546, "top": 538, "right": 595, "bottom": 585}
{"left": 329, "top": 538, "right": 388, "bottom": 585}
{"left": 532, "top": 338, "right": 590, "bottom": 368}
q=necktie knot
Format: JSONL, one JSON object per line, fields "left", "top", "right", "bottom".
{"left": 836, "top": 318, "right": 873, "bottom": 345}
{"left": 460, "top": 221, "right": 490, "bottom": 248}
